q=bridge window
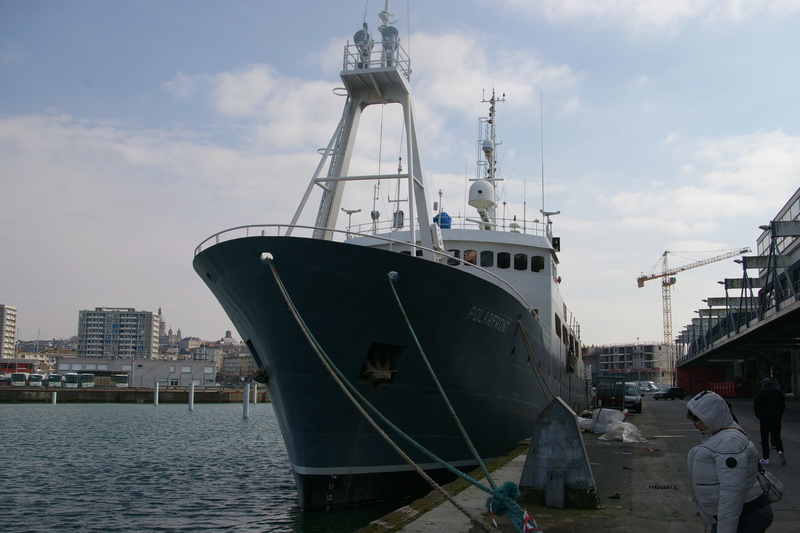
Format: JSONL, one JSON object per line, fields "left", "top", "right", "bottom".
{"left": 464, "top": 249, "right": 477, "bottom": 265}
{"left": 514, "top": 253, "right": 528, "bottom": 270}
{"left": 447, "top": 249, "right": 461, "bottom": 266}
{"left": 480, "top": 251, "right": 494, "bottom": 267}
{"left": 498, "top": 252, "right": 511, "bottom": 269}
{"left": 531, "top": 255, "right": 545, "bottom": 272}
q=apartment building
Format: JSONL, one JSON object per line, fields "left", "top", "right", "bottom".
{"left": 77, "top": 307, "right": 159, "bottom": 358}
{"left": 1, "top": 304, "right": 17, "bottom": 358}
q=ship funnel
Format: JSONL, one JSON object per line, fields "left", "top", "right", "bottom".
{"left": 468, "top": 179, "right": 495, "bottom": 209}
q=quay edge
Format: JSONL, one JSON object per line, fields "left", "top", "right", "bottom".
{"left": 0, "top": 387, "right": 269, "bottom": 404}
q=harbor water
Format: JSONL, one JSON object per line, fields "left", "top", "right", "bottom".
{"left": 0, "top": 402, "right": 405, "bottom": 532}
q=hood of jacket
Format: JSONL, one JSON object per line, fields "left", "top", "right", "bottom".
{"left": 687, "top": 390, "right": 735, "bottom": 433}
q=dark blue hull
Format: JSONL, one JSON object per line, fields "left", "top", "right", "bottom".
{"left": 193, "top": 236, "right": 588, "bottom": 509}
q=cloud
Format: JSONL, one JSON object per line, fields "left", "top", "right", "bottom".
{"left": 162, "top": 72, "right": 198, "bottom": 100}
{"left": 0, "top": 112, "right": 326, "bottom": 338}
{"left": 608, "top": 130, "right": 800, "bottom": 236}
{"left": 411, "top": 31, "right": 582, "bottom": 116}
{"left": 501, "top": 0, "right": 800, "bottom": 36}
{"left": 164, "top": 64, "right": 341, "bottom": 151}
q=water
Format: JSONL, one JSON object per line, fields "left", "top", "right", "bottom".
{"left": 0, "top": 403, "right": 402, "bottom": 532}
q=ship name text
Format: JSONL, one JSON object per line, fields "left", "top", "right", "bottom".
{"left": 467, "top": 306, "right": 511, "bottom": 334}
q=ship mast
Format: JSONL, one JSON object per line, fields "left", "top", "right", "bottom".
{"left": 468, "top": 90, "right": 504, "bottom": 230}
{"left": 286, "top": 1, "right": 443, "bottom": 256}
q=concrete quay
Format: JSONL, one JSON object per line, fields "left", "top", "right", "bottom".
{"left": 359, "top": 394, "right": 799, "bottom": 533}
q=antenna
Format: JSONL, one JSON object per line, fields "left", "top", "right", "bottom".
{"left": 540, "top": 91, "right": 545, "bottom": 213}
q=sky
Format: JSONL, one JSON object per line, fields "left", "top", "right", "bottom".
{"left": 2, "top": 0, "right": 799, "bottom": 347}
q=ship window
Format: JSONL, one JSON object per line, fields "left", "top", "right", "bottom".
{"left": 497, "top": 252, "right": 511, "bottom": 269}
{"left": 514, "top": 253, "right": 528, "bottom": 270}
{"left": 480, "top": 251, "right": 494, "bottom": 267}
{"left": 531, "top": 255, "right": 545, "bottom": 272}
{"left": 446, "top": 249, "right": 461, "bottom": 266}
{"left": 555, "top": 314, "right": 562, "bottom": 338}
{"left": 464, "top": 249, "right": 477, "bottom": 265}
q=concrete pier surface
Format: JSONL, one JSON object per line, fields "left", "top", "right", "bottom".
{"left": 359, "top": 394, "right": 799, "bottom": 533}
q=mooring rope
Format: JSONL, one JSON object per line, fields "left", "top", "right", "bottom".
{"left": 265, "top": 257, "right": 500, "bottom": 532}
{"left": 385, "top": 271, "right": 497, "bottom": 490}
{"left": 516, "top": 319, "right": 555, "bottom": 402}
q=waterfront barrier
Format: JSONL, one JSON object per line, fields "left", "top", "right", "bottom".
{"left": 0, "top": 386, "right": 269, "bottom": 404}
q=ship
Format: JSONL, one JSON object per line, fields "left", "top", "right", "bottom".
{"left": 193, "top": 3, "right": 588, "bottom": 510}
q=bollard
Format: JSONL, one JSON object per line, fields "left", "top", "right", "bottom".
{"left": 51, "top": 391, "right": 57, "bottom": 405}
{"left": 243, "top": 383, "right": 251, "bottom": 418}
{"left": 154, "top": 383, "right": 159, "bottom": 405}
{"left": 189, "top": 382, "right": 195, "bottom": 411}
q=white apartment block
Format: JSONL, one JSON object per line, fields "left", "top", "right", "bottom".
{"left": 77, "top": 307, "right": 159, "bottom": 358}
{"left": 1, "top": 305, "right": 17, "bottom": 358}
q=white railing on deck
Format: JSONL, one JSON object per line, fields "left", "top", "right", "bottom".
{"left": 342, "top": 42, "right": 411, "bottom": 80}
{"left": 346, "top": 214, "right": 549, "bottom": 238}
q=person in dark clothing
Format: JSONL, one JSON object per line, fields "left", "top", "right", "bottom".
{"left": 754, "top": 378, "right": 786, "bottom": 465}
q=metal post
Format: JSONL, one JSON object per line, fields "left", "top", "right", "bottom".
{"left": 243, "top": 383, "right": 251, "bottom": 418}
{"left": 154, "top": 382, "right": 159, "bottom": 405}
{"left": 189, "top": 382, "right": 195, "bottom": 411}
{"left": 252, "top": 382, "right": 258, "bottom": 404}
{"left": 51, "top": 391, "right": 57, "bottom": 405}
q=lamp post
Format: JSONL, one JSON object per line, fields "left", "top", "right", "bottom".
{"left": 636, "top": 337, "right": 641, "bottom": 386}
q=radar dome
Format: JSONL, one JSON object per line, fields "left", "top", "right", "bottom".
{"left": 468, "top": 179, "right": 495, "bottom": 209}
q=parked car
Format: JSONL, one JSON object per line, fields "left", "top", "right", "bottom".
{"left": 653, "top": 387, "right": 687, "bottom": 400}
{"left": 624, "top": 382, "right": 643, "bottom": 413}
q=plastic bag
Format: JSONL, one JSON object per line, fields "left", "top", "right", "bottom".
{"left": 588, "top": 407, "right": 625, "bottom": 434}
{"left": 598, "top": 421, "right": 647, "bottom": 443}
{"left": 758, "top": 469, "right": 784, "bottom": 502}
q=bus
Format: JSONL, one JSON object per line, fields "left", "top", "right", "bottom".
{"left": 112, "top": 374, "right": 130, "bottom": 388}
{"left": 79, "top": 374, "right": 95, "bottom": 388}
{"left": 64, "top": 373, "right": 80, "bottom": 388}
{"left": 11, "top": 372, "right": 30, "bottom": 386}
{"left": 27, "top": 373, "right": 45, "bottom": 387}
{"left": 45, "top": 374, "right": 63, "bottom": 388}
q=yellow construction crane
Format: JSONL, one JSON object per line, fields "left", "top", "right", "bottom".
{"left": 637, "top": 248, "right": 751, "bottom": 346}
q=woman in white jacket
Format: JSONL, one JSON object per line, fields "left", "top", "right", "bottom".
{"left": 687, "top": 390, "right": 772, "bottom": 533}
